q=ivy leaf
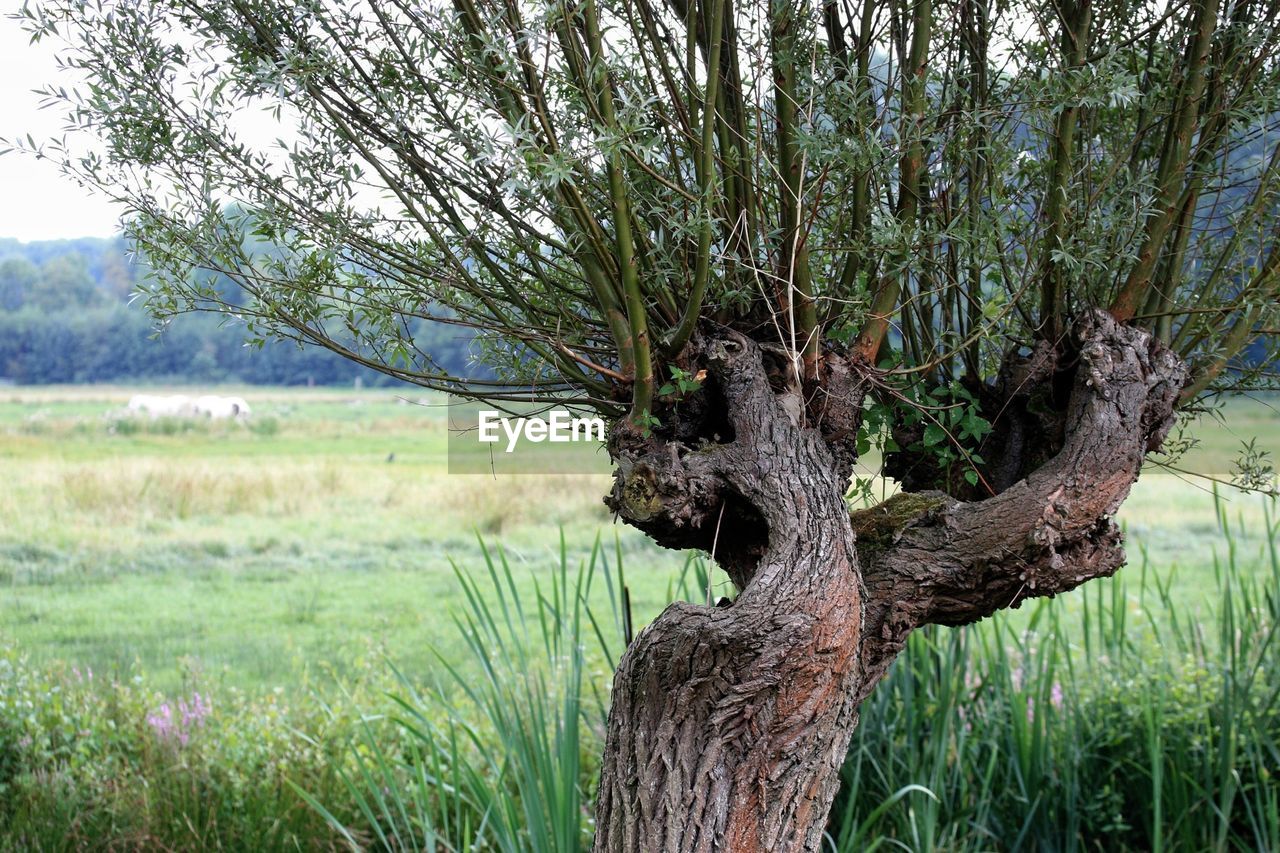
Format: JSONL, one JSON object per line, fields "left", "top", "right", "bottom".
{"left": 923, "top": 423, "right": 946, "bottom": 447}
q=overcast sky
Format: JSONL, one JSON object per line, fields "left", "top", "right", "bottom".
{"left": 0, "top": 9, "right": 122, "bottom": 242}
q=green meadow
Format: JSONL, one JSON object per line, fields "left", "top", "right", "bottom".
{"left": 0, "top": 386, "right": 663, "bottom": 693}
{"left": 1, "top": 386, "right": 1275, "bottom": 693}
{"left": 1, "top": 386, "right": 1277, "bottom": 849}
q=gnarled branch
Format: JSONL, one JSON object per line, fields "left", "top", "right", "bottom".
{"left": 855, "top": 309, "right": 1188, "bottom": 694}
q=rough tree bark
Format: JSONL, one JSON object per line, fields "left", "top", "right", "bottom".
{"left": 595, "top": 310, "right": 1188, "bottom": 852}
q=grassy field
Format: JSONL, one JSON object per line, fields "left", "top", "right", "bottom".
{"left": 0, "top": 386, "right": 682, "bottom": 694}
{"left": 0, "top": 385, "right": 1276, "bottom": 694}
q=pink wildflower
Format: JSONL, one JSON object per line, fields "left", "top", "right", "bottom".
{"left": 147, "top": 692, "right": 211, "bottom": 746}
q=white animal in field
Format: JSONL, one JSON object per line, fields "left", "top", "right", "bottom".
{"left": 127, "top": 394, "right": 194, "bottom": 417}
{"left": 192, "top": 395, "right": 252, "bottom": 420}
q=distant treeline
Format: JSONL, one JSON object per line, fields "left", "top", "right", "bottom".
{"left": 3, "top": 236, "right": 1270, "bottom": 387}
{"left": 0, "top": 238, "right": 477, "bottom": 386}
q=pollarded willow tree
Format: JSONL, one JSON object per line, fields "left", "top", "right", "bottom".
{"left": 18, "top": 0, "right": 1280, "bottom": 844}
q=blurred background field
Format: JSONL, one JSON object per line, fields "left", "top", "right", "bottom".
{"left": 1, "top": 386, "right": 628, "bottom": 692}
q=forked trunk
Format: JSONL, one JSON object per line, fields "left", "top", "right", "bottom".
{"left": 596, "top": 311, "right": 1187, "bottom": 852}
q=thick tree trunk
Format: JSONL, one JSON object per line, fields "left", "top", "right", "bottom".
{"left": 597, "top": 334, "right": 864, "bottom": 851}
{"left": 595, "top": 311, "right": 1187, "bottom": 852}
